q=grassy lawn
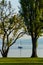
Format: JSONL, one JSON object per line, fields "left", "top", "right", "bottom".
{"left": 0, "top": 58, "right": 43, "bottom": 65}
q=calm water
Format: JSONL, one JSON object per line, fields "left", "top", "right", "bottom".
{"left": 0, "top": 37, "right": 43, "bottom": 57}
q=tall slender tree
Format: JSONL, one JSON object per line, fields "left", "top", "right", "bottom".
{"left": 0, "top": 0, "right": 26, "bottom": 57}
{"left": 19, "top": 0, "right": 43, "bottom": 57}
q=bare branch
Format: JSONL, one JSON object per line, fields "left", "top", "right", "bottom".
{"left": 9, "top": 32, "right": 26, "bottom": 47}
{"left": 8, "top": 27, "right": 15, "bottom": 36}
{"left": 7, "top": 24, "right": 22, "bottom": 36}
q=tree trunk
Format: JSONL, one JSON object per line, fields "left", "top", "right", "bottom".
{"left": 31, "top": 37, "right": 38, "bottom": 57}
{"left": 2, "top": 52, "right": 8, "bottom": 57}
{"left": 1, "top": 47, "right": 9, "bottom": 57}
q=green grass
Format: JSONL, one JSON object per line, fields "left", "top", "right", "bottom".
{"left": 0, "top": 58, "right": 43, "bottom": 65}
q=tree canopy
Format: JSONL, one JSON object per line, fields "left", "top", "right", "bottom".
{"left": 20, "top": 0, "right": 43, "bottom": 38}
{"left": 19, "top": 0, "right": 43, "bottom": 57}
{"left": 0, "top": 0, "right": 26, "bottom": 57}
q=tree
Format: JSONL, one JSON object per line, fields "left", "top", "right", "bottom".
{"left": 0, "top": 0, "right": 26, "bottom": 57}
{"left": 19, "top": 0, "right": 43, "bottom": 57}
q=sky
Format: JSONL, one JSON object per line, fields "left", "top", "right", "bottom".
{"left": 7, "top": 0, "right": 20, "bottom": 13}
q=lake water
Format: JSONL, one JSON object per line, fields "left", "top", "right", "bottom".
{"left": 0, "top": 37, "right": 43, "bottom": 57}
